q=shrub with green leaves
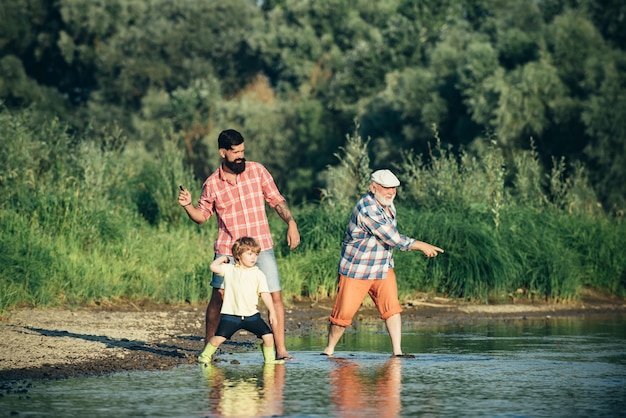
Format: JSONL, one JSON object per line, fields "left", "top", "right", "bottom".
{"left": 0, "top": 110, "right": 623, "bottom": 314}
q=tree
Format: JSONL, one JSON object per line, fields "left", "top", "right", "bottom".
{"left": 0, "top": 0, "right": 72, "bottom": 114}
{"left": 582, "top": 50, "right": 626, "bottom": 212}
{"left": 320, "top": 121, "right": 371, "bottom": 210}
{"left": 494, "top": 59, "right": 568, "bottom": 151}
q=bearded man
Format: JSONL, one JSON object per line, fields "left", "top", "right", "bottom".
{"left": 321, "top": 169, "right": 444, "bottom": 357}
{"left": 178, "top": 129, "right": 300, "bottom": 361}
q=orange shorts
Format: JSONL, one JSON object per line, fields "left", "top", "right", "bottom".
{"left": 329, "top": 268, "right": 403, "bottom": 327}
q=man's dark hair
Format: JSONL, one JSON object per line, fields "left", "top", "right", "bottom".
{"left": 218, "top": 129, "right": 244, "bottom": 150}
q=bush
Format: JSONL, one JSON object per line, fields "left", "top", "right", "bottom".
{"left": 0, "top": 110, "right": 623, "bottom": 313}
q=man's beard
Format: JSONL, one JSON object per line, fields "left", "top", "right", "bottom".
{"left": 224, "top": 158, "right": 246, "bottom": 174}
{"left": 374, "top": 190, "right": 395, "bottom": 207}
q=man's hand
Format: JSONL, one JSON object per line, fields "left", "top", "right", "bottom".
{"left": 275, "top": 201, "right": 300, "bottom": 250}
{"left": 178, "top": 184, "right": 192, "bottom": 207}
{"left": 287, "top": 221, "right": 300, "bottom": 250}
{"left": 422, "top": 244, "right": 444, "bottom": 258}
{"left": 411, "top": 240, "right": 444, "bottom": 258}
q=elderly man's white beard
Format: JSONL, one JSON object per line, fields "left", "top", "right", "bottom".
{"left": 374, "top": 190, "right": 395, "bottom": 207}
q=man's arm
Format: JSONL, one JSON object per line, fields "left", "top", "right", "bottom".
{"left": 275, "top": 201, "right": 300, "bottom": 250}
{"left": 360, "top": 206, "right": 443, "bottom": 256}
{"left": 178, "top": 184, "right": 208, "bottom": 225}
{"left": 274, "top": 201, "right": 295, "bottom": 224}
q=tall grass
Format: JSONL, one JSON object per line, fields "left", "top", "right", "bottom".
{"left": 270, "top": 205, "right": 349, "bottom": 300}
{"left": 0, "top": 109, "right": 210, "bottom": 312}
{"left": 318, "top": 124, "right": 624, "bottom": 303}
{"left": 319, "top": 120, "right": 372, "bottom": 211}
{"left": 0, "top": 109, "right": 624, "bottom": 313}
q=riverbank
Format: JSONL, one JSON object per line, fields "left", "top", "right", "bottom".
{"left": 1, "top": 290, "right": 624, "bottom": 382}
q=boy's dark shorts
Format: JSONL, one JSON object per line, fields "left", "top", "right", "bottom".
{"left": 215, "top": 312, "right": 272, "bottom": 339}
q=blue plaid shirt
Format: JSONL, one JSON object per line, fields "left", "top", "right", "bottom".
{"left": 338, "top": 192, "right": 415, "bottom": 279}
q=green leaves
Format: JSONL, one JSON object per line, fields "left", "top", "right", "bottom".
{"left": 0, "top": 0, "right": 625, "bottom": 213}
{"left": 495, "top": 60, "right": 566, "bottom": 147}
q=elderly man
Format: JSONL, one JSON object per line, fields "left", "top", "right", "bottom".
{"left": 322, "top": 169, "right": 444, "bottom": 357}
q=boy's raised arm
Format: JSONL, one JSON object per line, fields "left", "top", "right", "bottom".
{"left": 210, "top": 255, "right": 229, "bottom": 275}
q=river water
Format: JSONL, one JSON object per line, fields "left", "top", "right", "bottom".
{"left": 2, "top": 314, "right": 625, "bottom": 417}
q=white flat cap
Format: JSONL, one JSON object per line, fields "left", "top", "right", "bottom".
{"left": 370, "top": 169, "right": 400, "bottom": 187}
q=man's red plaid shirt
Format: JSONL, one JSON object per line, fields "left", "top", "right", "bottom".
{"left": 197, "top": 161, "right": 285, "bottom": 255}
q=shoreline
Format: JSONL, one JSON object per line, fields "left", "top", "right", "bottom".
{"left": 1, "top": 293, "right": 625, "bottom": 382}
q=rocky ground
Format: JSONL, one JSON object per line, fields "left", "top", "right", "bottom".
{"left": 1, "top": 291, "right": 624, "bottom": 384}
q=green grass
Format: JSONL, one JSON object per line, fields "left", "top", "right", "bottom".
{"left": 1, "top": 109, "right": 624, "bottom": 313}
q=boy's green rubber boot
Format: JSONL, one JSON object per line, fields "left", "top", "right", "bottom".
{"left": 198, "top": 343, "right": 218, "bottom": 364}
{"left": 261, "top": 344, "right": 285, "bottom": 364}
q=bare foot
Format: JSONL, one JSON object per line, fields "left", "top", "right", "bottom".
{"left": 276, "top": 352, "right": 294, "bottom": 361}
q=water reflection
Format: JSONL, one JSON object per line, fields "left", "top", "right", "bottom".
{"left": 199, "top": 356, "right": 405, "bottom": 417}
{"left": 201, "top": 363, "right": 285, "bottom": 417}
{"left": 2, "top": 315, "right": 624, "bottom": 417}
{"left": 329, "top": 357, "right": 401, "bottom": 418}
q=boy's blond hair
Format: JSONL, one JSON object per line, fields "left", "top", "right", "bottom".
{"left": 231, "top": 236, "right": 261, "bottom": 264}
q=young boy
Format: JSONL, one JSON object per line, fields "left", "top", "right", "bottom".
{"left": 198, "top": 236, "right": 285, "bottom": 365}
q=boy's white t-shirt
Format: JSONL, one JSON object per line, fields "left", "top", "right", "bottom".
{"left": 218, "top": 264, "right": 270, "bottom": 317}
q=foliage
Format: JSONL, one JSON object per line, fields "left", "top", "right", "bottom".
{"left": 0, "top": 109, "right": 207, "bottom": 311}
{"left": 1, "top": 2, "right": 626, "bottom": 312}
{"left": 1, "top": 0, "right": 625, "bottom": 212}
{"left": 319, "top": 120, "right": 372, "bottom": 210}
{"left": 581, "top": 50, "right": 626, "bottom": 212}
{"left": 398, "top": 129, "right": 508, "bottom": 229}
{"left": 0, "top": 110, "right": 624, "bottom": 314}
